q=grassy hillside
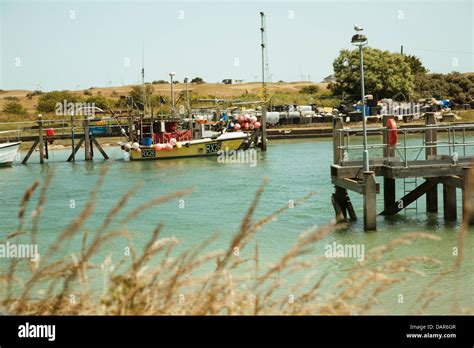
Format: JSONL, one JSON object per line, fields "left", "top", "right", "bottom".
{"left": 0, "top": 82, "right": 332, "bottom": 122}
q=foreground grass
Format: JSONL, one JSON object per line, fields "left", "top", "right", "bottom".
{"left": 0, "top": 166, "right": 472, "bottom": 315}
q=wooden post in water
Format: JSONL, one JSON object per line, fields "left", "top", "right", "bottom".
{"left": 363, "top": 171, "right": 377, "bottom": 231}
{"left": 382, "top": 115, "right": 396, "bottom": 211}
{"left": 443, "top": 184, "right": 457, "bottom": 221}
{"left": 260, "top": 104, "right": 267, "bottom": 151}
{"left": 84, "top": 119, "right": 92, "bottom": 160}
{"left": 37, "top": 114, "right": 45, "bottom": 164}
{"left": 22, "top": 139, "right": 39, "bottom": 164}
{"left": 425, "top": 112, "right": 438, "bottom": 212}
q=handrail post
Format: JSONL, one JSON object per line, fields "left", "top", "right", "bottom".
{"left": 425, "top": 112, "right": 438, "bottom": 212}
{"left": 382, "top": 115, "right": 396, "bottom": 213}
{"left": 84, "top": 119, "right": 92, "bottom": 160}
{"left": 403, "top": 130, "right": 407, "bottom": 168}
{"left": 425, "top": 112, "right": 437, "bottom": 159}
{"left": 333, "top": 117, "right": 343, "bottom": 165}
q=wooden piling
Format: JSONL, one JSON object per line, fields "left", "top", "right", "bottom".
{"left": 425, "top": 112, "right": 438, "bottom": 212}
{"left": 363, "top": 171, "right": 377, "bottom": 231}
{"left": 44, "top": 139, "right": 49, "bottom": 160}
{"left": 22, "top": 139, "right": 39, "bottom": 165}
{"left": 443, "top": 184, "right": 457, "bottom": 221}
{"left": 84, "top": 119, "right": 92, "bottom": 160}
{"left": 37, "top": 114, "right": 45, "bottom": 164}
{"left": 383, "top": 177, "right": 396, "bottom": 212}
{"left": 91, "top": 138, "right": 110, "bottom": 160}
{"left": 333, "top": 117, "right": 343, "bottom": 165}
{"left": 67, "top": 138, "right": 85, "bottom": 162}
{"left": 331, "top": 191, "right": 346, "bottom": 223}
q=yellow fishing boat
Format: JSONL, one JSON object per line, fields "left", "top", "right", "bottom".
{"left": 122, "top": 132, "right": 249, "bottom": 160}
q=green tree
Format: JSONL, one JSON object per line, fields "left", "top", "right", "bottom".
{"left": 84, "top": 95, "right": 113, "bottom": 110}
{"left": 191, "top": 77, "right": 205, "bottom": 84}
{"left": 403, "top": 54, "right": 428, "bottom": 75}
{"left": 36, "top": 91, "right": 81, "bottom": 113}
{"left": 129, "top": 85, "right": 154, "bottom": 105}
{"left": 330, "top": 47, "right": 414, "bottom": 101}
{"left": 3, "top": 101, "right": 27, "bottom": 115}
{"left": 413, "top": 72, "right": 474, "bottom": 103}
{"left": 299, "top": 85, "right": 320, "bottom": 94}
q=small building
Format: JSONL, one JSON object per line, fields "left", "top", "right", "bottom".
{"left": 222, "top": 79, "right": 232, "bottom": 84}
{"left": 322, "top": 74, "right": 336, "bottom": 83}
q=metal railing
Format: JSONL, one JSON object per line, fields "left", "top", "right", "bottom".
{"left": 337, "top": 124, "right": 474, "bottom": 168}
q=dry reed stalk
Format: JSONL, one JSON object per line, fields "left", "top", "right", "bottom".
{"left": 2, "top": 168, "right": 472, "bottom": 316}
{"left": 6, "top": 180, "right": 40, "bottom": 240}
{"left": 30, "top": 167, "right": 55, "bottom": 245}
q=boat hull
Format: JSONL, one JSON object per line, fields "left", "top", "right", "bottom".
{"left": 129, "top": 137, "right": 245, "bottom": 160}
{"left": 0, "top": 142, "right": 21, "bottom": 166}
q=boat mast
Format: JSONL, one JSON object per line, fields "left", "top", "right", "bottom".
{"left": 260, "top": 12, "right": 267, "bottom": 98}
{"left": 259, "top": 11, "right": 268, "bottom": 151}
{"left": 142, "top": 44, "right": 147, "bottom": 116}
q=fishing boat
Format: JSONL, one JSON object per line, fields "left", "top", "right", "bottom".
{"left": 115, "top": 66, "right": 262, "bottom": 160}
{"left": 121, "top": 131, "right": 249, "bottom": 160}
{"left": 0, "top": 141, "right": 21, "bottom": 166}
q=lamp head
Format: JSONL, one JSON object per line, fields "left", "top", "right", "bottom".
{"left": 169, "top": 72, "right": 176, "bottom": 77}
{"left": 351, "top": 24, "right": 367, "bottom": 46}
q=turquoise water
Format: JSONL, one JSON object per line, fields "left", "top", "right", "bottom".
{"left": 0, "top": 137, "right": 473, "bottom": 314}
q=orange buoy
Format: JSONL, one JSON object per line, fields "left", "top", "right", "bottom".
{"left": 387, "top": 119, "right": 397, "bottom": 147}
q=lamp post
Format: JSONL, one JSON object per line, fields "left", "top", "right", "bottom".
{"left": 351, "top": 25, "right": 369, "bottom": 172}
{"left": 169, "top": 72, "right": 176, "bottom": 116}
{"left": 184, "top": 76, "right": 190, "bottom": 115}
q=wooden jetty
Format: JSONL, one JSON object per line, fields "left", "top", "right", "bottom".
{"left": 331, "top": 113, "right": 474, "bottom": 230}
{"left": 1, "top": 112, "right": 267, "bottom": 164}
{"left": 18, "top": 114, "right": 115, "bottom": 164}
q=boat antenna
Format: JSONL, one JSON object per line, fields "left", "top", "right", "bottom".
{"left": 142, "top": 43, "right": 147, "bottom": 116}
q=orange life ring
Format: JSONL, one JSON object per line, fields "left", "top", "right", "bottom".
{"left": 387, "top": 119, "right": 397, "bottom": 147}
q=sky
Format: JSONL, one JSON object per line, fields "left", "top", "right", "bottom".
{"left": 1, "top": 0, "right": 473, "bottom": 91}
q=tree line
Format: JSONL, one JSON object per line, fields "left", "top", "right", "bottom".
{"left": 329, "top": 47, "right": 473, "bottom": 104}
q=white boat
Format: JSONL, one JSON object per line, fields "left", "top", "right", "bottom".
{"left": 0, "top": 142, "right": 21, "bottom": 166}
